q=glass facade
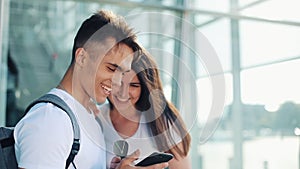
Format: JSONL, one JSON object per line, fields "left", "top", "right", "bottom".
{"left": 1, "top": 0, "right": 299, "bottom": 169}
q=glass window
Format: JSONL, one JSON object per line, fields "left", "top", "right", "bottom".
{"left": 241, "top": 0, "right": 300, "bottom": 23}
{"left": 188, "top": 0, "right": 229, "bottom": 12}
{"left": 197, "top": 73, "right": 232, "bottom": 169}
{"left": 241, "top": 59, "right": 300, "bottom": 112}
{"left": 241, "top": 59, "right": 300, "bottom": 169}
{"left": 197, "top": 73, "right": 232, "bottom": 124}
{"left": 195, "top": 17, "right": 232, "bottom": 75}
{"left": 240, "top": 20, "right": 300, "bottom": 68}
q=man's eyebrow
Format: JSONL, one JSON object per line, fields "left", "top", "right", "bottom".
{"left": 106, "top": 63, "right": 119, "bottom": 69}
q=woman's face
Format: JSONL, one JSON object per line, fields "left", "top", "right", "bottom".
{"left": 109, "top": 70, "right": 141, "bottom": 112}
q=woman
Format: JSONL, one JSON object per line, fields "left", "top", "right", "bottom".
{"left": 97, "top": 49, "right": 191, "bottom": 169}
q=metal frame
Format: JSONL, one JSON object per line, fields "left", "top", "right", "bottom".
{"left": 17, "top": 0, "right": 299, "bottom": 27}
{"left": 0, "top": 0, "right": 10, "bottom": 126}
{"left": 58, "top": 0, "right": 300, "bottom": 27}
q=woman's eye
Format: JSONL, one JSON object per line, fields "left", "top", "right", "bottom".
{"left": 130, "top": 84, "right": 141, "bottom": 87}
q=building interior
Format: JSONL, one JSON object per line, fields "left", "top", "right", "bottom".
{"left": 1, "top": 0, "right": 300, "bottom": 169}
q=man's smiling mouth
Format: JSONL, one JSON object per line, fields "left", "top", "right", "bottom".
{"left": 101, "top": 84, "right": 112, "bottom": 95}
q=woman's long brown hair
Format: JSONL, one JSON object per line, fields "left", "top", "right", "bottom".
{"left": 132, "top": 49, "right": 191, "bottom": 158}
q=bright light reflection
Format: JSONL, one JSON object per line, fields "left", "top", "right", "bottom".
{"left": 294, "top": 127, "right": 300, "bottom": 136}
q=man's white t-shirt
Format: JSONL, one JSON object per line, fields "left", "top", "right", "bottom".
{"left": 14, "top": 88, "right": 106, "bottom": 169}
{"left": 97, "top": 104, "right": 159, "bottom": 169}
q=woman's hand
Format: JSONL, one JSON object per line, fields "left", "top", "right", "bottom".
{"left": 109, "top": 156, "right": 121, "bottom": 169}
{"left": 113, "top": 150, "right": 169, "bottom": 169}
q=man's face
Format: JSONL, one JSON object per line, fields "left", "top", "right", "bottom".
{"left": 80, "top": 38, "right": 134, "bottom": 104}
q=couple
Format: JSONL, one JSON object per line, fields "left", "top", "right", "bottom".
{"left": 14, "top": 10, "right": 191, "bottom": 169}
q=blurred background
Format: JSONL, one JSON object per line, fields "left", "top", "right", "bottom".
{"left": 0, "top": 0, "right": 300, "bottom": 169}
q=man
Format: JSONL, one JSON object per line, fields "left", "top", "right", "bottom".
{"left": 14, "top": 10, "right": 168, "bottom": 169}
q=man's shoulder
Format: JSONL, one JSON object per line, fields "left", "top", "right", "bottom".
{"left": 14, "top": 98, "right": 73, "bottom": 136}
{"left": 20, "top": 88, "right": 75, "bottom": 123}
{"left": 13, "top": 100, "right": 74, "bottom": 169}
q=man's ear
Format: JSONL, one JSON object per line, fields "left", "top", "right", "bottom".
{"left": 75, "top": 48, "right": 86, "bottom": 67}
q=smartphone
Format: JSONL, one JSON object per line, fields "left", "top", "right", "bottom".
{"left": 135, "top": 152, "right": 173, "bottom": 167}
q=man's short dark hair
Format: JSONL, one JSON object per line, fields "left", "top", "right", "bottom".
{"left": 71, "top": 10, "right": 140, "bottom": 64}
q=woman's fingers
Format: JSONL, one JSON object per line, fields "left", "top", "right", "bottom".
{"left": 117, "top": 150, "right": 169, "bottom": 169}
{"left": 124, "top": 149, "right": 141, "bottom": 165}
{"left": 135, "top": 162, "right": 169, "bottom": 169}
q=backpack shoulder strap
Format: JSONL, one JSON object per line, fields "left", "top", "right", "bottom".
{"left": 25, "top": 94, "right": 80, "bottom": 169}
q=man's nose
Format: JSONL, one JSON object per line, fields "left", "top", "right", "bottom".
{"left": 112, "top": 72, "right": 123, "bottom": 87}
{"left": 118, "top": 82, "right": 129, "bottom": 98}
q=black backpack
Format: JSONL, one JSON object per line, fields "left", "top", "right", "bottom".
{"left": 0, "top": 94, "right": 80, "bottom": 169}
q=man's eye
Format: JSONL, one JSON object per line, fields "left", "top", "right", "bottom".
{"left": 107, "top": 67, "right": 116, "bottom": 72}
